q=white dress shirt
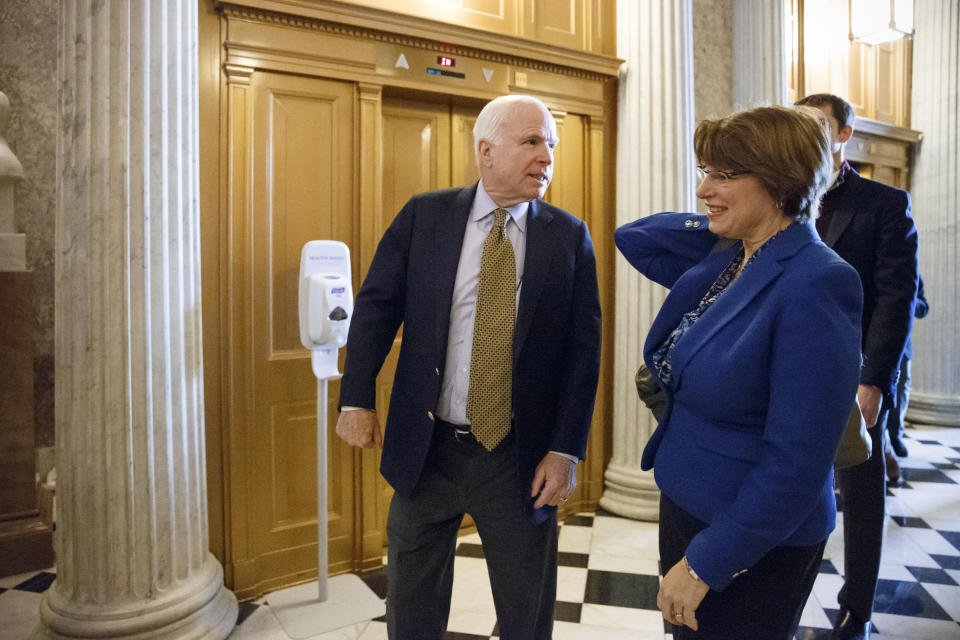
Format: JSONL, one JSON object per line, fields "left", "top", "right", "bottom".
{"left": 436, "top": 181, "right": 527, "bottom": 425}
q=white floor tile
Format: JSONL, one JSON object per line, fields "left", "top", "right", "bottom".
{"left": 925, "top": 517, "right": 960, "bottom": 533}
{"left": 445, "top": 609, "right": 497, "bottom": 635}
{"left": 904, "top": 527, "right": 960, "bottom": 556}
{"left": 355, "top": 620, "right": 388, "bottom": 640}
{"left": 877, "top": 562, "right": 919, "bottom": 581}
{"left": 556, "top": 566, "right": 588, "bottom": 603}
{"left": 578, "top": 603, "right": 664, "bottom": 631}
{"left": 586, "top": 553, "right": 660, "bottom": 576}
{"left": 810, "top": 572, "right": 845, "bottom": 610}
{"left": 588, "top": 515, "right": 659, "bottom": 559}
{"left": 449, "top": 557, "right": 496, "bottom": 614}
{"left": 871, "top": 611, "right": 960, "bottom": 639}
{"left": 558, "top": 523, "right": 593, "bottom": 554}
{"left": 552, "top": 618, "right": 664, "bottom": 639}
{"left": 0, "top": 589, "right": 44, "bottom": 640}
{"left": 798, "top": 591, "right": 833, "bottom": 629}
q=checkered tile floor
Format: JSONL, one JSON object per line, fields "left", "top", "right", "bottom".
{"left": 4, "top": 423, "right": 960, "bottom": 639}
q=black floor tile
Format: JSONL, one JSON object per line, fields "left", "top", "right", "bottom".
{"left": 455, "top": 542, "right": 485, "bottom": 559}
{"left": 444, "top": 632, "right": 489, "bottom": 640}
{"left": 920, "top": 439, "right": 943, "bottom": 445}
{"left": 873, "top": 578, "right": 951, "bottom": 620}
{"left": 906, "top": 565, "right": 958, "bottom": 585}
{"left": 819, "top": 558, "right": 839, "bottom": 574}
{"left": 889, "top": 515, "right": 931, "bottom": 528}
{"left": 359, "top": 567, "right": 389, "bottom": 600}
{"left": 557, "top": 551, "right": 589, "bottom": 568}
{"left": 554, "top": 600, "right": 581, "bottom": 623}
{"left": 236, "top": 601, "right": 259, "bottom": 626}
{"left": 931, "top": 553, "right": 960, "bottom": 570}
{"left": 563, "top": 514, "right": 594, "bottom": 527}
{"left": 934, "top": 462, "right": 958, "bottom": 469}
{"left": 14, "top": 572, "right": 55, "bottom": 593}
{"left": 795, "top": 626, "right": 832, "bottom": 639}
{"left": 0, "top": 587, "right": 6, "bottom": 596}
{"left": 901, "top": 468, "right": 957, "bottom": 484}
{"left": 938, "top": 530, "right": 960, "bottom": 554}
{"left": 583, "top": 570, "right": 659, "bottom": 610}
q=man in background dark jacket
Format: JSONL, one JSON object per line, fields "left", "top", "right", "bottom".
{"left": 797, "top": 93, "right": 919, "bottom": 640}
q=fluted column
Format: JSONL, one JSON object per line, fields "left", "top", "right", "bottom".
{"left": 33, "top": 2, "right": 237, "bottom": 638}
{"left": 733, "top": 0, "right": 787, "bottom": 108}
{"left": 601, "top": 0, "right": 696, "bottom": 520}
{"left": 907, "top": 0, "right": 960, "bottom": 427}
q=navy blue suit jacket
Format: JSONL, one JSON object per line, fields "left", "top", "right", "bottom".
{"left": 616, "top": 213, "right": 862, "bottom": 590}
{"left": 820, "top": 169, "right": 918, "bottom": 400}
{"left": 339, "top": 184, "right": 602, "bottom": 522}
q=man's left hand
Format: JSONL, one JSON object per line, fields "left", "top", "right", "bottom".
{"left": 531, "top": 452, "right": 577, "bottom": 509}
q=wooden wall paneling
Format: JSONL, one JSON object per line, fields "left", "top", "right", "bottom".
{"left": 525, "top": 0, "right": 584, "bottom": 52}
{"left": 375, "top": 96, "right": 454, "bottom": 544}
{"left": 357, "top": 82, "right": 386, "bottom": 569}
{"left": 223, "top": 62, "right": 257, "bottom": 595}
{"left": 451, "top": 107, "right": 481, "bottom": 188}
{"left": 582, "top": 114, "right": 609, "bottom": 508}
{"left": 330, "top": 0, "right": 519, "bottom": 38}
{"left": 199, "top": 0, "right": 227, "bottom": 576}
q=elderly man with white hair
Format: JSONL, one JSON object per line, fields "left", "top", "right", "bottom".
{"left": 335, "top": 94, "right": 602, "bottom": 639}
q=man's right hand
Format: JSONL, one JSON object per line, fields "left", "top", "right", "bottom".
{"left": 335, "top": 409, "right": 383, "bottom": 448}
{"left": 857, "top": 384, "right": 883, "bottom": 428}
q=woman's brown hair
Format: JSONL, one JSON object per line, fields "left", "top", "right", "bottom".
{"left": 694, "top": 106, "right": 832, "bottom": 221}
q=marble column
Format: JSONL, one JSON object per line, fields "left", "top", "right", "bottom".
{"left": 601, "top": 0, "right": 696, "bottom": 520}
{"left": 733, "top": 0, "right": 787, "bottom": 108}
{"left": 33, "top": 2, "right": 237, "bottom": 638}
{"left": 906, "top": 0, "right": 960, "bottom": 427}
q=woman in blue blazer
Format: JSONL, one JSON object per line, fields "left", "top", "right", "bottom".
{"left": 616, "top": 106, "right": 863, "bottom": 639}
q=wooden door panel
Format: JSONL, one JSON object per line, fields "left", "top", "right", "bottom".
{"left": 451, "top": 108, "right": 480, "bottom": 188}
{"left": 376, "top": 97, "right": 454, "bottom": 542}
{"left": 245, "top": 72, "right": 357, "bottom": 582}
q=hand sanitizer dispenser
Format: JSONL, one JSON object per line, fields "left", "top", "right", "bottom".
{"left": 273, "top": 241, "right": 383, "bottom": 623}
{"left": 298, "top": 241, "right": 353, "bottom": 379}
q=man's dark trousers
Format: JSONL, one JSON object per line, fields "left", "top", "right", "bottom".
{"left": 836, "top": 401, "right": 890, "bottom": 623}
{"left": 385, "top": 424, "right": 558, "bottom": 640}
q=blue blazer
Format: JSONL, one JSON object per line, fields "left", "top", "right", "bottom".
{"left": 340, "top": 184, "right": 602, "bottom": 523}
{"left": 616, "top": 213, "right": 862, "bottom": 590}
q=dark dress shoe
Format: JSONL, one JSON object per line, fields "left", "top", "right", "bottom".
{"left": 890, "top": 435, "right": 909, "bottom": 457}
{"left": 832, "top": 607, "right": 870, "bottom": 639}
{"left": 885, "top": 449, "right": 902, "bottom": 486}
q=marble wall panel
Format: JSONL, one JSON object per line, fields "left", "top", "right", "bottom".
{"left": 0, "top": 0, "right": 59, "bottom": 448}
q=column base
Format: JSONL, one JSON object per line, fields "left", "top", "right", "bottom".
{"left": 599, "top": 461, "right": 660, "bottom": 521}
{"left": 906, "top": 392, "right": 960, "bottom": 428}
{"left": 32, "top": 554, "right": 238, "bottom": 640}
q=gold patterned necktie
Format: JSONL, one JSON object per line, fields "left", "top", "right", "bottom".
{"left": 466, "top": 208, "right": 516, "bottom": 451}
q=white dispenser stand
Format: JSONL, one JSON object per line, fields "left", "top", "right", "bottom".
{"left": 266, "top": 240, "right": 385, "bottom": 638}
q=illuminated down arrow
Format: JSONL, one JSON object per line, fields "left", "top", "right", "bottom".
{"left": 482, "top": 68, "right": 494, "bottom": 82}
